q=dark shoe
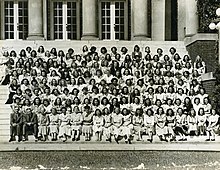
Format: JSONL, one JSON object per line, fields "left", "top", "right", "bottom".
{"left": 136, "top": 138, "right": 141, "bottom": 141}
{"left": 147, "top": 139, "right": 153, "bottom": 143}
{"left": 170, "top": 138, "right": 176, "bottom": 142}
{"left": 125, "top": 140, "right": 128, "bottom": 144}
{"left": 128, "top": 139, "right": 132, "bottom": 144}
{"left": 178, "top": 139, "right": 183, "bottom": 141}
{"left": 76, "top": 138, "right": 80, "bottom": 141}
{"left": 183, "top": 138, "right": 187, "bottom": 141}
{"left": 114, "top": 136, "right": 119, "bottom": 144}
{"left": 72, "top": 138, "right": 75, "bottom": 141}
{"left": 164, "top": 139, "right": 168, "bottom": 142}
{"left": 211, "top": 139, "right": 215, "bottom": 141}
{"left": 205, "top": 139, "right": 210, "bottom": 141}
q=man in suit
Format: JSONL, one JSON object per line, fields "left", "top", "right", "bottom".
{"left": 9, "top": 106, "right": 23, "bottom": 142}
{"left": 22, "top": 108, "right": 38, "bottom": 141}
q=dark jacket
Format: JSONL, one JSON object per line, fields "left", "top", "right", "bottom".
{"left": 10, "top": 112, "right": 23, "bottom": 125}
{"left": 22, "top": 112, "right": 38, "bottom": 125}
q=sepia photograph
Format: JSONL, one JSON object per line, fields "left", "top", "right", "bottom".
{"left": 0, "top": 0, "right": 220, "bottom": 169}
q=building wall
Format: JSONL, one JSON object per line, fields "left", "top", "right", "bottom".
{"left": 178, "top": 0, "right": 186, "bottom": 41}
{"left": 186, "top": 40, "right": 218, "bottom": 72}
{"left": 0, "top": 0, "right": 189, "bottom": 41}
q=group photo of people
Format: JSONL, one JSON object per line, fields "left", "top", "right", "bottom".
{"left": 1, "top": 44, "right": 219, "bottom": 144}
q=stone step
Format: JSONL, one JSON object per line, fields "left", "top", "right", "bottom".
{"left": 0, "top": 40, "right": 187, "bottom": 54}
{"left": 0, "top": 129, "right": 10, "bottom": 136}
{"left": 0, "top": 124, "right": 10, "bottom": 130}
{"left": 0, "top": 95, "right": 8, "bottom": 100}
{"left": 0, "top": 119, "right": 10, "bottom": 125}
{"left": 0, "top": 114, "right": 10, "bottom": 119}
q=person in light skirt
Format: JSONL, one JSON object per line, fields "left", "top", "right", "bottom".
{"left": 49, "top": 108, "right": 59, "bottom": 141}
{"left": 206, "top": 109, "right": 219, "bottom": 141}
{"left": 58, "top": 107, "right": 71, "bottom": 142}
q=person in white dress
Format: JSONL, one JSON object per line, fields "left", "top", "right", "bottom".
{"left": 143, "top": 108, "right": 155, "bottom": 142}
{"left": 49, "top": 108, "right": 59, "bottom": 141}
{"left": 206, "top": 109, "right": 219, "bottom": 141}
{"left": 93, "top": 109, "right": 104, "bottom": 141}
{"left": 70, "top": 106, "right": 83, "bottom": 141}
{"left": 58, "top": 107, "right": 71, "bottom": 142}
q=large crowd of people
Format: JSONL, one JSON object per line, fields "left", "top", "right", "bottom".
{"left": 0, "top": 44, "right": 219, "bottom": 143}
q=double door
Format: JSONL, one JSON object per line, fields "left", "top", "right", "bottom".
{"left": 51, "top": 0, "right": 80, "bottom": 40}
{"left": 3, "top": 0, "right": 28, "bottom": 40}
{"left": 100, "top": 1, "right": 128, "bottom": 40}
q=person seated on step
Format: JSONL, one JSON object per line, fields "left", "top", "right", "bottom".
{"left": 48, "top": 108, "right": 59, "bottom": 141}
{"left": 93, "top": 108, "right": 104, "bottom": 141}
{"left": 121, "top": 108, "right": 133, "bottom": 144}
{"left": 206, "top": 109, "right": 219, "bottom": 141}
{"left": 37, "top": 108, "right": 49, "bottom": 141}
{"left": 9, "top": 106, "right": 23, "bottom": 142}
{"left": 165, "top": 108, "right": 176, "bottom": 142}
{"left": 58, "top": 107, "right": 71, "bottom": 142}
{"left": 103, "top": 107, "right": 112, "bottom": 142}
{"left": 155, "top": 107, "right": 168, "bottom": 142}
{"left": 143, "top": 108, "right": 155, "bottom": 143}
{"left": 22, "top": 107, "right": 38, "bottom": 141}
{"left": 132, "top": 45, "right": 142, "bottom": 63}
{"left": 112, "top": 107, "right": 123, "bottom": 144}
{"left": 70, "top": 106, "right": 83, "bottom": 141}
{"left": 82, "top": 105, "right": 94, "bottom": 141}
{"left": 174, "top": 108, "right": 187, "bottom": 141}
{"left": 197, "top": 108, "right": 207, "bottom": 136}
{"left": 187, "top": 108, "right": 198, "bottom": 136}
{"left": 132, "top": 108, "right": 144, "bottom": 141}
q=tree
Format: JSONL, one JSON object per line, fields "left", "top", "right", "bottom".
{"left": 196, "top": 0, "right": 220, "bottom": 33}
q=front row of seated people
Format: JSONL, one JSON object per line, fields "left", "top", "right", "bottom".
{"left": 9, "top": 104, "right": 219, "bottom": 143}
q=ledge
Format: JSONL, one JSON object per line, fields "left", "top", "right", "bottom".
{"left": 184, "top": 33, "right": 218, "bottom": 47}
{"left": 201, "top": 72, "right": 216, "bottom": 82}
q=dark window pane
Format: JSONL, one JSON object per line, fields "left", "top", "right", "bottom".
{"left": 115, "top": 33, "right": 119, "bottom": 39}
{"left": 120, "top": 33, "right": 124, "bottom": 40}
{"left": 107, "top": 33, "right": 110, "bottom": 39}
{"left": 107, "top": 25, "right": 110, "bottom": 31}
{"left": 10, "top": 32, "right": 14, "bottom": 39}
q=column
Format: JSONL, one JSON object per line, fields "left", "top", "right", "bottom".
{"left": 185, "top": 0, "right": 198, "bottom": 37}
{"left": 152, "top": 0, "right": 165, "bottom": 40}
{"left": 81, "top": 0, "right": 98, "bottom": 40}
{"left": 132, "top": 0, "right": 149, "bottom": 40}
{"left": 27, "top": 0, "right": 44, "bottom": 40}
{"left": 178, "top": 0, "right": 186, "bottom": 40}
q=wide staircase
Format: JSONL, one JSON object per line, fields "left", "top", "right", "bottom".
{"left": 0, "top": 86, "right": 10, "bottom": 142}
{"left": 0, "top": 40, "right": 189, "bottom": 143}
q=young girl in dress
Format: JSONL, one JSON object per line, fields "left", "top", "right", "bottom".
{"left": 103, "top": 107, "right": 112, "bottom": 142}
{"left": 38, "top": 109, "right": 49, "bottom": 141}
{"left": 206, "top": 109, "right": 219, "bottom": 141}
{"left": 122, "top": 108, "right": 133, "bottom": 144}
{"left": 93, "top": 109, "right": 104, "bottom": 141}
{"left": 166, "top": 108, "right": 176, "bottom": 141}
{"left": 197, "top": 108, "right": 206, "bottom": 135}
{"left": 155, "top": 107, "right": 168, "bottom": 142}
{"left": 71, "top": 106, "right": 83, "bottom": 141}
{"left": 82, "top": 106, "right": 94, "bottom": 141}
{"left": 132, "top": 108, "right": 143, "bottom": 141}
{"left": 175, "top": 108, "right": 187, "bottom": 141}
{"left": 187, "top": 108, "right": 198, "bottom": 136}
{"left": 58, "top": 107, "right": 71, "bottom": 142}
{"left": 143, "top": 108, "right": 155, "bottom": 142}
{"left": 49, "top": 108, "right": 59, "bottom": 141}
{"left": 112, "top": 107, "right": 123, "bottom": 144}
